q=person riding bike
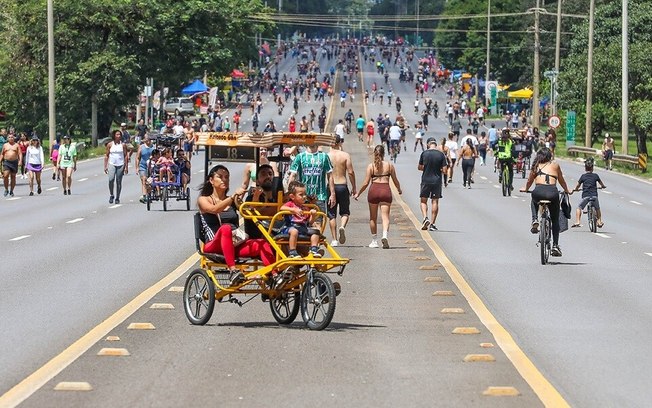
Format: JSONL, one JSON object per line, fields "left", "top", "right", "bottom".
{"left": 572, "top": 157, "right": 606, "bottom": 228}
{"left": 344, "top": 109, "right": 354, "bottom": 135}
{"left": 496, "top": 128, "right": 514, "bottom": 190}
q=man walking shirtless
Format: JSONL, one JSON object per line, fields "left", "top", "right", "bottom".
{"left": 327, "top": 135, "right": 357, "bottom": 246}
{"left": 1, "top": 132, "right": 22, "bottom": 197}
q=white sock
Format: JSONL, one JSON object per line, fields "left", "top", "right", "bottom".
{"left": 371, "top": 234, "right": 377, "bottom": 240}
{"left": 382, "top": 231, "right": 388, "bottom": 239}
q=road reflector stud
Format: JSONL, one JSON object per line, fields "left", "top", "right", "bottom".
{"left": 405, "top": 240, "right": 419, "bottom": 244}
{"left": 398, "top": 226, "right": 410, "bottom": 231}
{"left": 409, "top": 247, "right": 425, "bottom": 252}
{"left": 150, "top": 303, "right": 175, "bottom": 309}
{"left": 433, "top": 291, "right": 454, "bottom": 296}
{"left": 464, "top": 354, "right": 496, "bottom": 362}
{"left": 414, "top": 256, "right": 431, "bottom": 261}
{"left": 54, "top": 382, "right": 93, "bottom": 391}
{"left": 483, "top": 386, "right": 520, "bottom": 396}
{"left": 97, "top": 348, "right": 130, "bottom": 356}
{"left": 105, "top": 336, "right": 120, "bottom": 342}
{"left": 168, "top": 286, "right": 184, "bottom": 292}
{"left": 419, "top": 264, "right": 439, "bottom": 270}
{"left": 480, "top": 343, "right": 495, "bottom": 348}
{"left": 127, "top": 322, "right": 156, "bottom": 330}
{"left": 400, "top": 233, "right": 415, "bottom": 237}
{"left": 452, "top": 327, "right": 480, "bottom": 335}
{"left": 441, "top": 308, "right": 465, "bottom": 314}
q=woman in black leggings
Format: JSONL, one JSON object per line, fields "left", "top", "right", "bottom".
{"left": 520, "top": 148, "right": 572, "bottom": 257}
{"left": 457, "top": 138, "right": 477, "bottom": 189}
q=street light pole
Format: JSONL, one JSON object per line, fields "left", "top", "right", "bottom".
{"left": 416, "top": 0, "right": 420, "bottom": 47}
{"left": 554, "top": 0, "right": 563, "bottom": 115}
{"left": 47, "top": 0, "right": 56, "bottom": 147}
{"left": 532, "top": 0, "right": 541, "bottom": 128}
{"left": 622, "top": 0, "right": 629, "bottom": 155}
{"left": 486, "top": 0, "right": 491, "bottom": 105}
{"left": 585, "top": 0, "right": 595, "bottom": 147}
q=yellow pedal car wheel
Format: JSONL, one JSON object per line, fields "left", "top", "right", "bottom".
{"left": 300, "top": 271, "right": 336, "bottom": 330}
{"left": 183, "top": 268, "right": 215, "bottom": 325}
{"left": 270, "top": 279, "right": 301, "bottom": 325}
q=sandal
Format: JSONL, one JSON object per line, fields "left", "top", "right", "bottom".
{"left": 571, "top": 223, "right": 581, "bottom": 228}
{"left": 597, "top": 222, "right": 604, "bottom": 228}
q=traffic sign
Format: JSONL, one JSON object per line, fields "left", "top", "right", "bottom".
{"left": 548, "top": 115, "right": 561, "bottom": 129}
{"left": 544, "top": 70, "right": 558, "bottom": 79}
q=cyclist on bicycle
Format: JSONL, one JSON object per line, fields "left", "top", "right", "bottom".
{"left": 572, "top": 157, "right": 606, "bottom": 228}
{"left": 344, "top": 109, "right": 354, "bottom": 135}
{"left": 496, "top": 128, "right": 515, "bottom": 190}
{"left": 520, "top": 147, "right": 573, "bottom": 257}
{"left": 388, "top": 122, "right": 402, "bottom": 162}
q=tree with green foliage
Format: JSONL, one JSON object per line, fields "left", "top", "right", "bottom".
{"left": 0, "top": 0, "right": 274, "bottom": 143}
{"left": 559, "top": 0, "right": 652, "bottom": 155}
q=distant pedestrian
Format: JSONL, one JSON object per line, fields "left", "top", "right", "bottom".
{"left": 57, "top": 135, "right": 77, "bottom": 195}
{"left": 25, "top": 135, "right": 44, "bottom": 195}
{"left": 104, "top": 130, "right": 128, "bottom": 204}
{"left": 327, "top": 135, "right": 357, "bottom": 247}
{"left": 355, "top": 144, "right": 402, "bottom": 249}
{"left": 418, "top": 138, "right": 448, "bottom": 231}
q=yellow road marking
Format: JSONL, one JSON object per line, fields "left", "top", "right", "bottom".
{"left": 53, "top": 382, "right": 93, "bottom": 392}
{"left": 390, "top": 186, "right": 570, "bottom": 407}
{"left": 0, "top": 253, "right": 200, "bottom": 408}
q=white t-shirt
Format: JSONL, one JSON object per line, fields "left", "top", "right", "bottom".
{"left": 476, "top": 107, "right": 484, "bottom": 118}
{"left": 389, "top": 125, "right": 402, "bottom": 141}
{"left": 460, "top": 135, "right": 479, "bottom": 147}
{"left": 445, "top": 140, "right": 459, "bottom": 159}
{"left": 334, "top": 123, "right": 346, "bottom": 137}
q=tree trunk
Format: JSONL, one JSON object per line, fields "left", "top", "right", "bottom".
{"left": 91, "top": 94, "right": 98, "bottom": 147}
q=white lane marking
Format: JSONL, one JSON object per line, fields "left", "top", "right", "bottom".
{"left": 630, "top": 200, "right": 642, "bottom": 206}
{"left": 66, "top": 218, "right": 84, "bottom": 224}
{"left": 47, "top": 227, "right": 53, "bottom": 229}
{"left": 109, "top": 204, "right": 121, "bottom": 209}
{"left": 78, "top": 178, "right": 88, "bottom": 182}
{"left": 480, "top": 176, "right": 487, "bottom": 180}
{"left": 7, "top": 197, "right": 21, "bottom": 201}
{"left": 198, "top": 169, "right": 205, "bottom": 173}
{"left": 9, "top": 235, "right": 31, "bottom": 241}
{"left": 47, "top": 187, "right": 58, "bottom": 191}
{"left": 595, "top": 233, "right": 610, "bottom": 239}
{"left": 621, "top": 242, "right": 627, "bottom": 244}
{"left": 603, "top": 190, "right": 612, "bottom": 194}
{"left": 645, "top": 253, "right": 652, "bottom": 257}
{"left": 493, "top": 185, "right": 500, "bottom": 189}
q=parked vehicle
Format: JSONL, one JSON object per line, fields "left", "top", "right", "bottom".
{"left": 164, "top": 97, "right": 195, "bottom": 116}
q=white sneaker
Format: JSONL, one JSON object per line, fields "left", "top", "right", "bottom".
{"left": 330, "top": 240, "right": 338, "bottom": 247}
{"left": 368, "top": 240, "right": 379, "bottom": 248}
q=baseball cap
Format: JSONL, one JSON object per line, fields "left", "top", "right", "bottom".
{"left": 426, "top": 137, "right": 437, "bottom": 145}
{"left": 62, "top": 135, "right": 70, "bottom": 139}
{"left": 31, "top": 135, "right": 39, "bottom": 141}
{"left": 120, "top": 122, "right": 127, "bottom": 127}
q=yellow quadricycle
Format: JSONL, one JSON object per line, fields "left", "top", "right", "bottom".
{"left": 183, "top": 131, "right": 349, "bottom": 330}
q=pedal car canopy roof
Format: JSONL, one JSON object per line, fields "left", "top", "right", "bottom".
{"left": 196, "top": 132, "right": 337, "bottom": 147}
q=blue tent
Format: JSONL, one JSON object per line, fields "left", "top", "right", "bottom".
{"left": 181, "top": 79, "right": 208, "bottom": 95}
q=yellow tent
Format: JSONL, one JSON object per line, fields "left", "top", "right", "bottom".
{"left": 508, "top": 88, "right": 533, "bottom": 99}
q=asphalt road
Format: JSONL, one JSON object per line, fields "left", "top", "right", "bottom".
{"left": 2, "top": 46, "right": 652, "bottom": 407}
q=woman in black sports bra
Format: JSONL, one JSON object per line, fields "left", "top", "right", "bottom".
{"left": 520, "top": 148, "right": 572, "bottom": 257}
{"left": 355, "top": 144, "right": 402, "bottom": 249}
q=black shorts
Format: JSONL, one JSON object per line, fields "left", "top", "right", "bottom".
{"left": 327, "top": 184, "right": 350, "bottom": 219}
{"left": 420, "top": 182, "right": 442, "bottom": 199}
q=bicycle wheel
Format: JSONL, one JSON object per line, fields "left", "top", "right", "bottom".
{"left": 146, "top": 194, "right": 151, "bottom": 211}
{"left": 588, "top": 204, "right": 596, "bottom": 233}
{"left": 270, "top": 282, "right": 300, "bottom": 325}
{"left": 501, "top": 166, "right": 508, "bottom": 197}
{"left": 183, "top": 268, "right": 215, "bottom": 325}
{"left": 185, "top": 187, "right": 191, "bottom": 211}
{"left": 540, "top": 214, "right": 551, "bottom": 265}
{"left": 300, "top": 271, "right": 336, "bottom": 331}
